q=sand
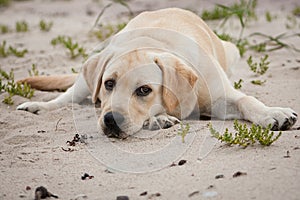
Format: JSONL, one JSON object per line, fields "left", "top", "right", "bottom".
{"left": 0, "top": 0, "right": 300, "bottom": 199}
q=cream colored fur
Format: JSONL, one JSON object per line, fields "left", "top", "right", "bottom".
{"left": 17, "top": 8, "right": 297, "bottom": 137}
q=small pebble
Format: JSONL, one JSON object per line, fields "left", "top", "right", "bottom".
{"left": 233, "top": 171, "right": 247, "bottom": 178}
{"left": 215, "top": 174, "right": 224, "bottom": 179}
{"left": 283, "top": 150, "right": 290, "bottom": 158}
{"left": 140, "top": 191, "right": 147, "bottom": 196}
{"left": 188, "top": 191, "right": 199, "bottom": 197}
{"left": 207, "top": 185, "right": 214, "bottom": 189}
{"left": 178, "top": 160, "right": 187, "bottom": 166}
{"left": 116, "top": 196, "right": 129, "bottom": 200}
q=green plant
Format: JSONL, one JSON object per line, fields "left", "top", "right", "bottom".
{"left": 247, "top": 55, "right": 269, "bottom": 75}
{"left": 39, "top": 20, "right": 53, "bottom": 32}
{"left": 250, "top": 32, "right": 300, "bottom": 52}
{"left": 202, "top": 0, "right": 257, "bottom": 40}
{"left": 91, "top": 0, "right": 132, "bottom": 31}
{"left": 285, "top": 15, "right": 297, "bottom": 29}
{"left": 265, "top": 11, "right": 271, "bottom": 22}
{"left": 234, "top": 79, "right": 243, "bottom": 89}
{"left": 201, "top": 6, "right": 229, "bottom": 20}
{"left": 8, "top": 46, "right": 28, "bottom": 57}
{"left": 93, "top": 22, "right": 127, "bottom": 40}
{"left": 0, "top": 41, "right": 9, "bottom": 57}
{"left": 0, "top": 24, "right": 10, "bottom": 34}
{"left": 0, "top": 40, "right": 28, "bottom": 58}
{"left": 251, "top": 79, "right": 266, "bottom": 85}
{"left": 201, "top": 0, "right": 257, "bottom": 22}
{"left": 51, "top": 35, "right": 87, "bottom": 59}
{"left": 210, "top": 120, "right": 282, "bottom": 147}
{"left": 207, "top": 2, "right": 299, "bottom": 56}
{"left": 215, "top": 31, "right": 234, "bottom": 41}
{"left": 214, "top": 31, "right": 249, "bottom": 56}
{"left": 3, "top": 94, "right": 13, "bottom": 105}
{"left": 71, "top": 68, "right": 78, "bottom": 74}
{"left": 0, "top": 0, "right": 10, "bottom": 7}
{"left": 236, "top": 39, "right": 249, "bottom": 56}
{"left": 292, "top": 6, "right": 300, "bottom": 16}
{"left": 249, "top": 43, "right": 266, "bottom": 52}
{"left": 210, "top": 1, "right": 297, "bottom": 56}
{"left": 28, "top": 64, "right": 39, "bottom": 76}
{"left": 0, "top": 69, "right": 34, "bottom": 105}
{"left": 16, "top": 21, "right": 28, "bottom": 32}
{"left": 178, "top": 122, "right": 190, "bottom": 143}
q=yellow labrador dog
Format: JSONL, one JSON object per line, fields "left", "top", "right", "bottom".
{"left": 17, "top": 8, "right": 297, "bottom": 138}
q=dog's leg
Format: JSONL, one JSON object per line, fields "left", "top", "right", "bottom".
{"left": 212, "top": 88, "right": 298, "bottom": 131}
{"left": 17, "top": 73, "right": 90, "bottom": 113}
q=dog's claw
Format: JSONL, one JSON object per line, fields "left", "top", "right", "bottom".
{"left": 270, "top": 119, "right": 279, "bottom": 131}
{"left": 263, "top": 108, "right": 297, "bottom": 131}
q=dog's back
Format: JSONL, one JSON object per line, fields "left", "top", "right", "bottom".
{"left": 19, "top": 8, "right": 236, "bottom": 91}
{"left": 123, "top": 8, "right": 228, "bottom": 72}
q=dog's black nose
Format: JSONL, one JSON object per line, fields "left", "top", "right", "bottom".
{"left": 104, "top": 112, "right": 124, "bottom": 131}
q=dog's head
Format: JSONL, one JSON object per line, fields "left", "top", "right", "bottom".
{"left": 83, "top": 49, "right": 198, "bottom": 138}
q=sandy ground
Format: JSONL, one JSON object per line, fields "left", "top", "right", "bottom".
{"left": 0, "top": 0, "right": 300, "bottom": 199}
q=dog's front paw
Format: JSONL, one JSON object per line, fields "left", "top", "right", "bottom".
{"left": 260, "top": 107, "right": 297, "bottom": 131}
{"left": 143, "top": 114, "right": 180, "bottom": 130}
{"left": 17, "top": 101, "right": 44, "bottom": 113}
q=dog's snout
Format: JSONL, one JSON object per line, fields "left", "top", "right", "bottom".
{"left": 104, "top": 112, "right": 124, "bottom": 129}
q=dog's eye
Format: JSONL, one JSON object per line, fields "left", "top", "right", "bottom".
{"left": 136, "top": 86, "right": 152, "bottom": 97}
{"left": 104, "top": 80, "right": 115, "bottom": 91}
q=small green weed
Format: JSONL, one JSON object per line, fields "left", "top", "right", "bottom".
{"left": 178, "top": 122, "right": 190, "bottom": 143}
{"left": 16, "top": 21, "right": 29, "bottom": 32}
{"left": 215, "top": 32, "right": 234, "bottom": 42}
{"left": 8, "top": 46, "right": 28, "bottom": 57}
{"left": 28, "top": 64, "right": 39, "bottom": 76}
{"left": 0, "top": 41, "right": 28, "bottom": 58}
{"left": 247, "top": 55, "right": 269, "bottom": 75}
{"left": 201, "top": 6, "right": 229, "bottom": 20}
{"left": 234, "top": 79, "right": 243, "bottom": 89}
{"left": 201, "top": 0, "right": 257, "bottom": 22}
{"left": 265, "top": 11, "right": 277, "bottom": 22}
{"left": 202, "top": 0, "right": 257, "bottom": 41}
{"left": 92, "top": 0, "right": 132, "bottom": 31}
{"left": 51, "top": 36, "right": 87, "bottom": 59}
{"left": 0, "top": 41, "right": 9, "bottom": 57}
{"left": 71, "top": 68, "right": 78, "bottom": 74}
{"left": 251, "top": 79, "right": 266, "bottom": 85}
{"left": 214, "top": 31, "right": 249, "bottom": 57}
{"left": 0, "top": 24, "right": 10, "bottom": 34}
{"left": 249, "top": 32, "right": 300, "bottom": 52}
{"left": 0, "top": 0, "right": 10, "bottom": 7}
{"left": 236, "top": 39, "right": 249, "bottom": 56}
{"left": 210, "top": 120, "right": 282, "bottom": 147}
{"left": 249, "top": 43, "right": 266, "bottom": 52}
{"left": 0, "top": 68, "right": 34, "bottom": 105}
{"left": 285, "top": 15, "right": 297, "bottom": 29}
{"left": 39, "top": 20, "right": 53, "bottom": 32}
{"left": 292, "top": 6, "right": 300, "bottom": 17}
{"left": 3, "top": 94, "right": 13, "bottom": 105}
{"left": 206, "top": 2, "right": 299, "bottom": 56}
{"left": 93, "top": 22, "right": 127, "bottom": 40}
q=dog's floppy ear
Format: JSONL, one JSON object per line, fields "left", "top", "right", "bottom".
{"left": 154, "top": 53, "right": 198, "bottom": 115}
{"left": 83, "top": 52, "right": 112, "bottom": 103}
